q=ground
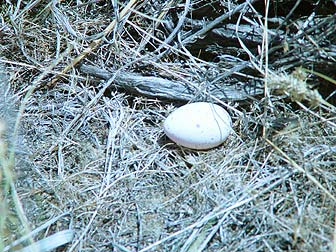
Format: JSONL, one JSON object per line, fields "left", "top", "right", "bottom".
{"left": 0, "top": 0, "right": 336, "bottom": 251}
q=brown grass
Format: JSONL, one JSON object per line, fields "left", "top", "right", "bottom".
{"left": 1, "top": 0, "right": 335, "bottom": 251}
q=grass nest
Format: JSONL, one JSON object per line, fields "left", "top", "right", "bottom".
{"left": 0, "top": 0, "right": 336, "bottom": 251}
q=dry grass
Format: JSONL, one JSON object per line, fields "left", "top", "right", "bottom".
{"left": 1, "top": 0, "right": 336, "bottom": 251}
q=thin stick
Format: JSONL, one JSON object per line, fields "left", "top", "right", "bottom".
{"left": 181, "top": 0, "right": 257, "bottom": 45}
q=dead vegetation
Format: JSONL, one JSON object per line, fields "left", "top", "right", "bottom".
{"left": 0, "top": 0, "right": 336, "bottom": 251}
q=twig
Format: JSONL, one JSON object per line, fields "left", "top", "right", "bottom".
{"left": 181, "top": 0, "right": 257, "bottom": 45}
{"left": 80, "top": 64, "right": 262, "bottom": 102}
{"left": 154, "top": 0, "right": 190, "bottom": 59}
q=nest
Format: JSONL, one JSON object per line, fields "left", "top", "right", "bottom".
{"left": 0, "top": 0, "right": 335, "bottom": 251}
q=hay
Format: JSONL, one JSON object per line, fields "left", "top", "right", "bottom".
{"left": 1, "top": 0, "right": 335, "bottom": 251}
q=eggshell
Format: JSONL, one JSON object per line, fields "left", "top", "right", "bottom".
{"left": 163, "top": 102, "right": 232, "bottom": 150}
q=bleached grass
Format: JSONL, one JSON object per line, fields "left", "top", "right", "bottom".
{"left": 0, "top": 0, "right": 335, "bottom": 251}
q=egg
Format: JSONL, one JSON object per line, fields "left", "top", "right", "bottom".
{"left": 163, "top": 102, "right": 232, "bottom": 150}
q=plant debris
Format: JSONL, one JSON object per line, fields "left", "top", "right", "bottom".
{"left": 0, "top": 0, "right": 335, "bottom": 251}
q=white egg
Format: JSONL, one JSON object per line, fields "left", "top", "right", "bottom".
{"left": 163, "top": 102, "right": 232, "bottom": 150}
